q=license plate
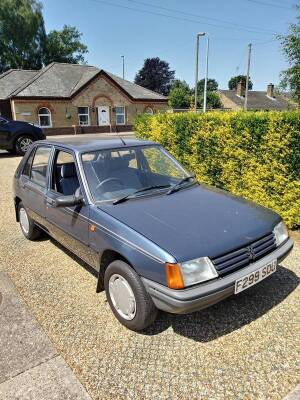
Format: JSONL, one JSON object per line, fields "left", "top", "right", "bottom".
{"left": 234, "top": 260, "right": 277, "bottom": 294}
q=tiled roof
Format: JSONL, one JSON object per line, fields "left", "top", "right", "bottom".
{"left": 15, "top": 63, "right": 99, "bottom": 98}
{"left": 219, "top": 89, "right": 294, "bottom": 110}
{"left": 104, "top": 71, "right": 167, "bottom": 100}
{"left": 1, "top": 62, "right": 167, "bottom": 101}
{"left": 0, "top": 69, "right": 39, "bottom": 99}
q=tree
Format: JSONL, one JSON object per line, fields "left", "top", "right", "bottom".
{"left": 196, "top": 78, "right": 218, "bottom": 93}
{"left": 43, "top": 25, "right": 88, "bottom": 66}
{"left": 278, "top": 6, "right": 300, "bottom": 103}
{"left": 228, "top": 75, "right": 253, "bottom": 90}
{"left": 191, "top": 91, "right": 223, "bottom": 110}
{"left": 0, "top": 0, "right": 46, "bottom": 73}
{"left": 134, "top": 57, "right": 175, "bottom": 95}
{"left": 168, "top": 79, "right": 191, "bottom": 108}
{"left": 170, "top": 79, "right": 190, "bottom": 91}
{"left": 0, "top": 1, "right": 88, "bottom": 73}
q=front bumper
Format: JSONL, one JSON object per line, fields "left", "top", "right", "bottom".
{"left": 142, "top": 238, "right": 294, "bottom": 314}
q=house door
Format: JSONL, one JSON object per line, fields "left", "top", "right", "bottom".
{"left": 98, "top": 106, "right": 110, "bottom": 126}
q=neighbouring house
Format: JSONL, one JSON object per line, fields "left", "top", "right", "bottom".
{"left": 0, "top": 62, "right": 168, "bottom": 135}
{"left": 218, "top": 82, "right": 297, "bottom": 111}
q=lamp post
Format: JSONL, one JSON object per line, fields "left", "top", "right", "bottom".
{"left": 203, "top": 34, "right": 210, "bottom": 113}
{"left": 121, "top": 55, "right": 125, "bottom": 79}
{"left": 194, "top": 32, "right": 209, "bottom": 112}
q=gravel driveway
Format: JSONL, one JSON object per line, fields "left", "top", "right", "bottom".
{"left": 0, "top": 152, "right": 299, "bottom": 400}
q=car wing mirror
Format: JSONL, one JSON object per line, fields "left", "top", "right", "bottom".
{"left": 54, "top": 194, "right": 84, "bottom": 208}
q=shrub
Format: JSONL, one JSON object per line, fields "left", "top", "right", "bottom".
{"left": 134, "top": 111, "right": 300, "bottom": 228}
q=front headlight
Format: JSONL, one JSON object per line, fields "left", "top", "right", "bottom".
{"left": 165, "top": 258, "right": 218, "bottom": 289}
{"left": 181, "top": 257, "right": 218, "bottom": 286}
{"left": 273, "top": 221, "right": 289, "bottom": 247}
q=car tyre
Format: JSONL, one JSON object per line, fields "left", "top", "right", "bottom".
{"left": 18, "top": 203, "right": 42, "bottom": 240}
{"left": 104, "top": 260, "right": 158, "bottom": 331}
{"left": 15, "top": 135, "right": 34, "bottom": 156}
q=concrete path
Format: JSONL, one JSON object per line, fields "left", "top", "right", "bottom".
{"left": 0, "top": 272, "right": 91, "bottom": 400}
{"left": 48, "top": 131, "right": 134, "bottom": 140}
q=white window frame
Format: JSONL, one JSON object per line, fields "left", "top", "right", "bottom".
{"left": 115, "top": 106, "right": 126, "bottom": 125}
{"left": 145, "top": 107, "right": 154, "bottom": 115}
{"left": 38, "top": 107, "right": 52, "bottom": 128}
{"left": 78, "top": 106, "right": 90, "bottom": 126}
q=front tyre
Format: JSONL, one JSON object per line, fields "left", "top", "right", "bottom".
{"left": 18, "top": 203, "right": 42, "bottom": 240}
{"left": 15, "top": 135, "right": 34, "bottom": 156}
{"left": 104, "top": 260, "right": 158, "bottom": 331}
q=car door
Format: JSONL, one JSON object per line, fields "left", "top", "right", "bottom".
{"left": 0, "top": 117, "right": 11, "bottom": 147}
{"left": 19, "top": 145, "right": 53, "bottom": 229}
{"left": 45, "top": 148, "right": 96, "bottom": 267}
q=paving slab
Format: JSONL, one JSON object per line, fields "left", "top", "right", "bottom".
{"left": 0, "top": 356, "right": 91, "bottom": 400}
{"left": 0, "top": 272, "right": 57, "bottom": 383}
{"left": 284, "top": 384, "right": 300, "bottom": 400}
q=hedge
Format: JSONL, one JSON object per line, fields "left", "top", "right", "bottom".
{"left": 134, "top": 111, "right": 300, "bottom": 228}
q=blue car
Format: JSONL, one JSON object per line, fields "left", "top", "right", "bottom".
{"left": 13, "top": 138, "right": 294, "bottom": 331}
{"left": 0, "top": 116, "right": 45, "bottom": 155}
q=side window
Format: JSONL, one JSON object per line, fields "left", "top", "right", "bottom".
{"left": 22, "top": 149, "right": 35, "bottom": 177}
{"left": 31, "top": 146, "right": 52, "bottom": 187}
{"left": 51, "top": 150, "right": 80, "bottom": 196}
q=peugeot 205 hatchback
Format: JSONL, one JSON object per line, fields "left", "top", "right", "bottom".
{"left": 13, "top": 138, "right": 294, "bottom": 331}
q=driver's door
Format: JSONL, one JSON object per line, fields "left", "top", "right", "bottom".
{"left": 45, "top": 148, "right": 95, "bottom": 267}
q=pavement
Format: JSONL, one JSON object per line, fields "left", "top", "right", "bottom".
{"left": 48, "top": 131, "right": 135, "bottom": 140}
{"left": 0, "top": 272, "right": 91, "bottom": 400}
{"left": 0, "top": 148, "right": 299, "bottom": 400}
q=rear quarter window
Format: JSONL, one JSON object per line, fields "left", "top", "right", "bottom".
{"left": 22, "top": 149, "right": 36, "bottom": 177}
{"left": 30, "top": 146, "right": 52, "bottom": 187}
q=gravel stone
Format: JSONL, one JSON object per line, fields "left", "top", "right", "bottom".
{"left": 0, "top": 154, "right": 299, "bottom": 400}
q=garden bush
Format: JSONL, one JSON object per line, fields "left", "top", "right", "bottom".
{"left": 134, "top": 111, "right": 300, "bottom": 228}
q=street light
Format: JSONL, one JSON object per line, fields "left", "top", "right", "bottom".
{"left": 203, "top": 34, "right": 210, "bottom": 113}
{"left": 121, "top": 55, "right": 125, "bottom": 79}
{"left": 194, "top": 32, "right": 209, "bottom": 113}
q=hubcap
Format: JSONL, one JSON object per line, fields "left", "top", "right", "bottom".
{"left": 19, "top": 207, "right": 29, "bottom": 234}
{"left": 108, "top": 274, "right": 136, "bottom": 320}
{"left": 19, "top": 137, "right": 33, "bottom": 152}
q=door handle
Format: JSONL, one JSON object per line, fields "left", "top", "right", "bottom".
{"left": 45, "top": 198, "right": 55, "bottom": 206}
{"left": 20, "top": 182, "right": 29, "bottom": 189}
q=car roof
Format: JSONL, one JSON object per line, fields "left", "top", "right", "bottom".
{"left": 35, "top": 137, "right": 158, "bottom": 153}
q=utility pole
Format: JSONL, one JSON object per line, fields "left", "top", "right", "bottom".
{"left": 121, "top": 55, "right": 125, "bottom": 79}
{"left": 194, "top": 32, "right": 206, "bottom": 112}
{"left": 203, "top": 34, "right": 210, "bottom": 113}
{"left": 244, "top": 43, "right": 252, "bottom": 111}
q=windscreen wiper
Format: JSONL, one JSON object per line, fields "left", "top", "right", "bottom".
{"left": 166, "top": 175, "right": 196, "bottom": 195}
{"left": 113, "top": 185, "right": 170, "bottom": 205}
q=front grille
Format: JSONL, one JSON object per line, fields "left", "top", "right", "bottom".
{"left": 212, "top": 232, "right": 276, "bottom": 276}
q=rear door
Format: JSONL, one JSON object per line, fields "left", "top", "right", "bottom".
{"left": 45, "top": 148, "right": 96, "bottom": 267}
{"left": 20, "top": 145, "right": 53, "bottom": 228}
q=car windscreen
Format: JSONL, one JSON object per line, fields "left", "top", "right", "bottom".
{"left": 80, "top": 145, "right": 190, "bottom": 203}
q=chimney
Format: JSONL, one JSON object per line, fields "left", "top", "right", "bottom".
{"left": 237, "top": 80, "right": 245, "bottom": 97}
{"left": 267, "top": 83, "right": 274, "bottom": 98}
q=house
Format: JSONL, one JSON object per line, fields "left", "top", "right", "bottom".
{"left": 0, "top": 62, "right": 168, "bottom": 134}
{"left": 218, "top": 82, "right": 297, "bottom": 111}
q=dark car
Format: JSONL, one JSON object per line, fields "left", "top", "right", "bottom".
{"left": 0, "top": 116, "right": 45, "bottom": 155}
{"left": 13, "top": 138, "right": 293, "bottom": 331}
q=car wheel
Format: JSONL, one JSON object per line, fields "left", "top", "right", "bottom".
{"left": 15, "top": 135, "right": 34, "bottom": 156}
{"left": 18, "top": 203, "right": 42, "bottom": 240}
{"left": 104, "top": 260, "right": 158, "bottom": 331}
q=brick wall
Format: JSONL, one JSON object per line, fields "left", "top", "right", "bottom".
{"left": 12, "top": 75, "right": 169, "bottom": 132}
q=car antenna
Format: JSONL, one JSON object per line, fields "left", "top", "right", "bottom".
{"left": 118, "top": 132, "right": 126, "bottom": 146}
